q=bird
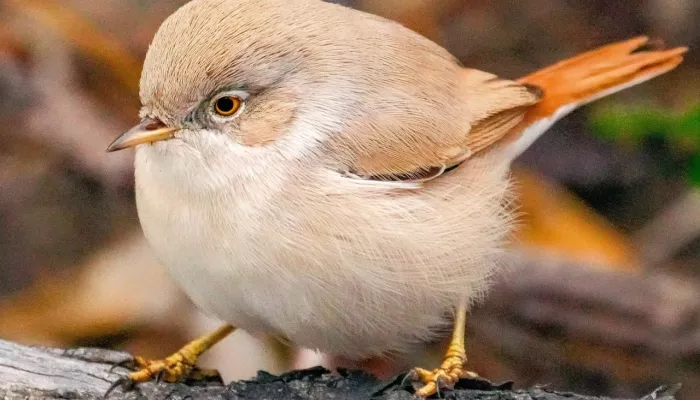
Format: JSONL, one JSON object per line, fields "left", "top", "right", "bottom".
{"left": 106, "top": 0, "right": 686, "bottom": 396}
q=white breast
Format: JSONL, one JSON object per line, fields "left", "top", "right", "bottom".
{"left": 134, "top": 138, "right": 513, "bottom": 360}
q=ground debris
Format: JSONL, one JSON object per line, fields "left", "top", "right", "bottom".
{"left": 0, "top": 339, "right": 676, "bottom": 400}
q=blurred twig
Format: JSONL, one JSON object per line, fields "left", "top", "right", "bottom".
{"left": 470, "top": 252, "right": 700, "bottom": 395}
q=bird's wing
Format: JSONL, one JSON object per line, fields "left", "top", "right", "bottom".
{"left": 335, "top": 71, "right": 541, "bottom": 184}
{"left": 460, "top": 69, "right": 543, "bottom": 155}
{"left": 338, "top": 37, "right": 686, "bottom": 186}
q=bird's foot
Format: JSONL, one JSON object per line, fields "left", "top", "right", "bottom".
{"left": 128, "top": 350, "right": 205, "bottom": 382}
{"left": 104, "top": 324, "right": 235, "bottom": 398}
{"left": 104, "top": 350, "right": 217, "bottom": 398}
{"left": 408, "top": 348, "right": 478, "bottom": 397}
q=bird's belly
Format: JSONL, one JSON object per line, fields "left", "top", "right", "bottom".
{"left": 134, "top": 154, "right": 512, "bottom": 359}
{"left": 134, "top": 187, "right": 442, "bottom": 359}
{"left": 136, "top": 194, "right": 454, "bottom": 358}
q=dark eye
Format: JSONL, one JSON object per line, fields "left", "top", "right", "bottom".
{"left": 214, "top": 95, "right": 243, "bottom": 116}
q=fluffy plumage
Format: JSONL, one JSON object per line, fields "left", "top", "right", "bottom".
{"left": 128, "top": 0, "right": 686, "bottom": 361}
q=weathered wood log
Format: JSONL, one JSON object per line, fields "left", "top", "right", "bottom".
{"left": 0, "top": 339, "right": 680, "bottom": 400}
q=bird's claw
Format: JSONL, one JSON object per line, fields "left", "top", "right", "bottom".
{"left": 104, "top": 326, "right": 233, "bottom": 398}
{"left": 103, "top": 351, "right": 199, "bottom": 398}
{"left": 103, "top": 376, "right": 135, "bottom": 399}
{"left": 131, "top": 351, "right": 198, "bottom": 383}
{"left": 409, "top": 359, "right": 478, "bottom": 397}
{"left": 108, "top": 357, "right": 139, "bottom": 374}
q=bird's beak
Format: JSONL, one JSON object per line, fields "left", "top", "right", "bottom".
{"left": 107, "top": 118, "right": 178, "bottom": 152}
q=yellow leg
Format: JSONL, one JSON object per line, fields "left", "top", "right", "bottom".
{"left": 128, "top": 324, "right": 236, "bottom": 383}
{"left": 106, "top": 324, "right": 236, "bottom": 398}
{"left": 411, "top": 301, "right": 478, "bottom": 397}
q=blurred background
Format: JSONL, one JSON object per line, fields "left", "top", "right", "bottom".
{"left": 0, "top": 0, "right": 698, "bottom": 398}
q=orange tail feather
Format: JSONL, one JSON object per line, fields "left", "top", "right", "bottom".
{"left": 502, "top": 36, "right": 687, "bottom": 158}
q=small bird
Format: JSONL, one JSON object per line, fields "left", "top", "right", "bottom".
{"left": 106, "top": 0, "right": 686, "bottom": 396}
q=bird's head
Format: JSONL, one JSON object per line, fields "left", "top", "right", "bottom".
{"left": 107, "top": 0, "right": 463, "bottom": 183}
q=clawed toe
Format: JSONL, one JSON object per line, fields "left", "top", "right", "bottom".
{"left": 410, "top": 363, "right": 469, "bottom": 397}
{"left": 103, "top": 352, "right": 198, "bottom": 398}
{"left": 103, "top": 325, "right": 235, "bottom": 398}
{"left": 103, "top": 376, "right": 135, "bottom": 399}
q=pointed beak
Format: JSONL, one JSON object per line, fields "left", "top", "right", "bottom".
{"left": 107, "top": 118, "right": 178, "bottom": 152}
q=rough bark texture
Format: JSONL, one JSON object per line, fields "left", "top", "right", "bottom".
{"left": 0, "top": 339, "right": 680, "bottom": 400}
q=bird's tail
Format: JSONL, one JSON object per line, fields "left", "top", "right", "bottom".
{"left": 500, "top": 36, "right": 687, "bottom": 159}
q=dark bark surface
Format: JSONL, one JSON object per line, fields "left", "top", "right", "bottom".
{"left": 0, "top": 339, "right": 680, "bottom": 400}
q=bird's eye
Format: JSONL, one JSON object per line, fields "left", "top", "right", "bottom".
{"left": 214, "top": 95, "right": 243, "bottom": 117}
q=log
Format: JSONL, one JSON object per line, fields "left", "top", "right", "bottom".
{"left": 0, "top": 339, "right": 680, "bottom": 400}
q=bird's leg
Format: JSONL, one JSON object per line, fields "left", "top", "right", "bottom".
{"left": 130, "top": 324, "right": 235, "bottom": 382}
{"left": 410, "top": 300, "right": 478, "bottom": 397}
{"left": 107, "top": 324, "right": 235, "bottom": 396}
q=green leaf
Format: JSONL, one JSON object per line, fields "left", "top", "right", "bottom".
{"left": 589, "top": 106, "right": 671, "bottom": 142}
{"left": 673, "top": 105, "right": 700, "bottom": 145}
{"left": 688, "top": 154, "right": 700, "bottom": 188}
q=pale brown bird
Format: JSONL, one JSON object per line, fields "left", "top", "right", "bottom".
{"left": 106, "top": 0, "right": 686, "bottom": 396}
